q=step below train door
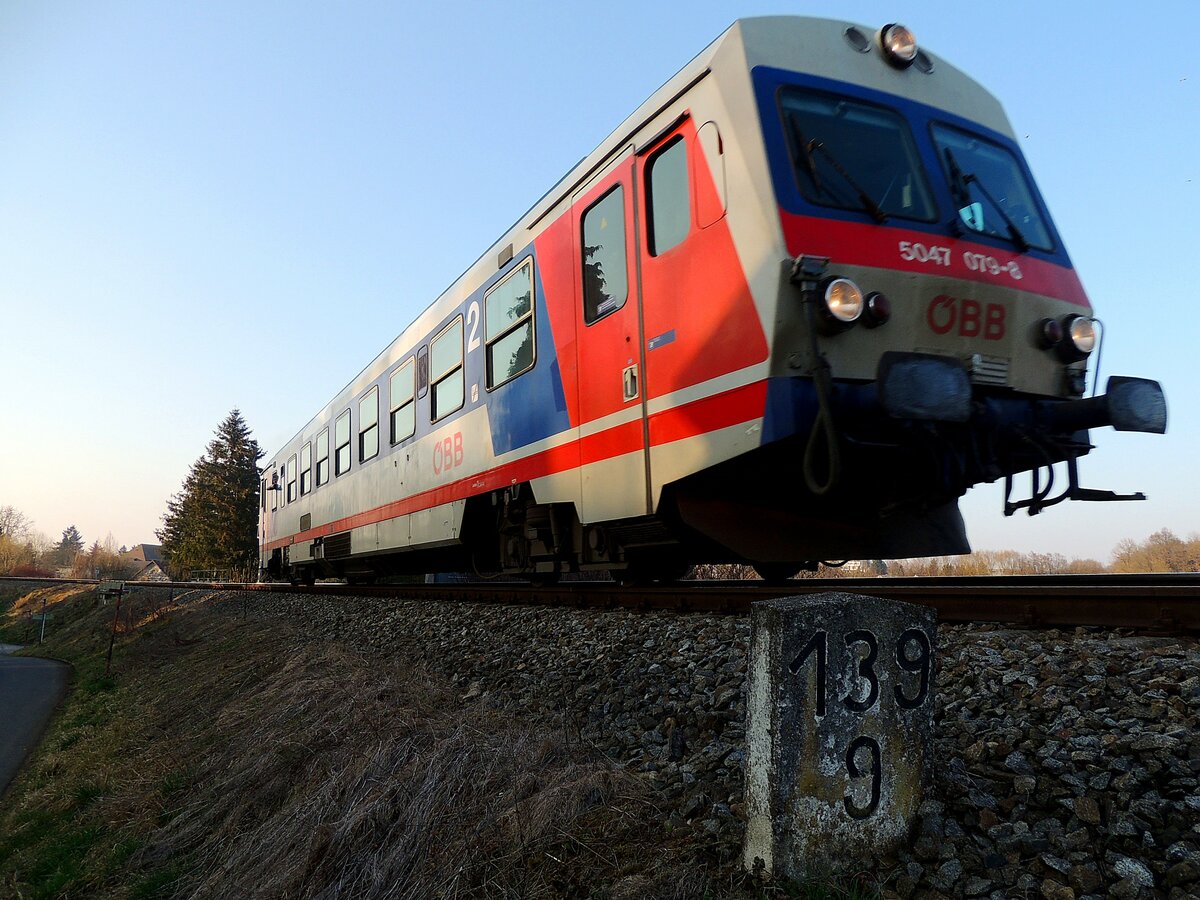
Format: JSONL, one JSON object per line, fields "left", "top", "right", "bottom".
{"left": 572, "top": 145, "right": 651, "bottom": 522}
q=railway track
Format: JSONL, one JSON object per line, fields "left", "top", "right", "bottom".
{"left": 3, "top": 573, "right": 1199, "bottom": 635}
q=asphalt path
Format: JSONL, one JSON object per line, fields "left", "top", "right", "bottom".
{"left": 0, "top": 646, "right": 70, "bottom": 798}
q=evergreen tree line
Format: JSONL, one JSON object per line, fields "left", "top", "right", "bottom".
{"left": 157, "top": 409, "right": 263, "bottom": 580}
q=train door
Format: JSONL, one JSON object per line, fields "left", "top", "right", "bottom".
{"left": 572, "top": 146, "right": 651, "bottom": 521}
{"left": 635, "top": 118, "right": 767, "bottom": 507}
{"left": 259, "top": 462, "right": 278, "bottom": 576}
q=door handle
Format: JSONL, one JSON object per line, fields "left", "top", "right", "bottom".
{"left": 622, "top": 364, "right": 639, "bottom": 402}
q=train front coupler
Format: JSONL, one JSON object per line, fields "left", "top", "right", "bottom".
{"left": 1000, "top": 375, "right": 1166, "bottom": 516}
{"left": 850, "top": 353, "right": 1167, "bottom": 515}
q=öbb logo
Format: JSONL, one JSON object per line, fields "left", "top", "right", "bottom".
{"left": 926, "top": 294, "right": 1006, "bottom": 340}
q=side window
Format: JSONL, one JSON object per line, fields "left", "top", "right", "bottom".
{"left": 430, "top": 317, "right": 464, "bottom": 422}
{"left": 315, "top": 429, "right": 330, "bottom": 486}
{"left": 270, "top": 470, "right": 278, "bottom": 511}
{"left": 390, "top": 358, "right": 416, "bottom": 443}
{"left": 417, "top": 346, "right": 430, "bottom": 399}
{"left": 581, "top": 185, "right": 628, "bottom": 324}
{"left": 300, "top": 441, "right": 312, "bottom": 495}
{"left": 334, "top": 409, "right": 351, "bottom": 476}
{"left": 260, "top": 478, "right": 267, "bottom": 511}
{"left": 485, "top": 260, "right": 535, "bottom": 388}
{"left": 286, "top": 454, "right": 297, "bottom": 503}
{"left": 359, "top": 386, "right": 379, "bottom": 462}
{"left": 646, "top": 137, "right": 690, "bottom": 255}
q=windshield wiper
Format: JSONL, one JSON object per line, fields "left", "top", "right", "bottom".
{"left": 788, "top": 116, "right": 888, "bottom": 224}
{"left": 788, "top": 119, "right": 825, "bottom": 197}
{"left": 945, "top": 148, "right": 1030, "bottom": 252}
{"left": 807, "top": 140, "right": 889, "bottom": 224}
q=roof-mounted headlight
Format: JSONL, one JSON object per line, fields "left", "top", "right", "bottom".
{"left": 879, "top": 23, "right": 918, "bottom": 69}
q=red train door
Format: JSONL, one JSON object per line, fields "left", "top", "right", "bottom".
{"left": 572, "top": 146, "right": 652, "bottom": 522}
{"left": 635, "top": 118, "right": 767, "bottom": 508}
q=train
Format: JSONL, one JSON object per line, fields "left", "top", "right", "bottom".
{"left": 258, "top": 16, "right": 1166, "bottom": 585}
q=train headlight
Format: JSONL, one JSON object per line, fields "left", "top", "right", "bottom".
{"left": 1068, "top": 316, "right": 1097, "bottom": 353}
{"left": 1057, "top": 314, "right": 1097, "bottom": 361}
{"left": 879, "top": 24, "right": 918, "bottom": 68}
{"left": 823, "top": 277, "right": 864, "bottom": 325}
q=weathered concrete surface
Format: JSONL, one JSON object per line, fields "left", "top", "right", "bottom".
{"left": 0, "top": 653, "right": 70, "bottom": 798}
{"left": 744, "top": 592, "right": 937, "bottom": 879}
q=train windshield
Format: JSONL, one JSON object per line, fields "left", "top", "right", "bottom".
{"left": 931, "top": 124, "right": 1054, "bottom": 251}
{"left": 780, "top": 88, "right": 936, "bottom": 222}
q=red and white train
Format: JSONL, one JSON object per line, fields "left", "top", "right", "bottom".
{"left": 259, "top": 17, "right": 1166, "bottom": 584}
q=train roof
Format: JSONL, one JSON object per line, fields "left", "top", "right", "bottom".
{"left": 268, "top": 16, "right": 1012, "bottom": 463}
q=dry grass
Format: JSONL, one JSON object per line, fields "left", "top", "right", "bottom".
{"left": 0, "top": 586, "right": 732, "bottom": 898}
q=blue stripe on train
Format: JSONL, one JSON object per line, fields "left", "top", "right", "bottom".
{"left": 483, "top": 253, "right": 572, "bottom": 456}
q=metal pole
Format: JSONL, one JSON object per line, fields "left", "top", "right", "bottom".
{"left": 105, "top": 588, "right": 123, "bottom": 677}
{"left": 38, "top": 596, "right": 47, "bottom": 643}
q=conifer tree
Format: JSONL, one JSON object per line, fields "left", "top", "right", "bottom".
{"left": 53, "top": 525, "right": 85, "bottom": 566}
{"left": 158, "top": 409, "right": 263, "bottom": 578}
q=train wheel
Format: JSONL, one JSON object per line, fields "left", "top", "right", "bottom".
{"left": 528, "top": 570, "right": 560, "bottom": 587}
{"left": 752, "top": 563, "right": 800, "bottom": 584}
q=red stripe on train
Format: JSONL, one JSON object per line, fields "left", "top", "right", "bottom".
{"left": 262, "top": 379, "right": 767, "bottom": 553}
{"left": 780, "top": 212, "right": 1090, "bottom": 308}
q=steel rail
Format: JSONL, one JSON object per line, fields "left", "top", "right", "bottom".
{"left": 2, "top": 575, "right": 1198, "bottom": 634}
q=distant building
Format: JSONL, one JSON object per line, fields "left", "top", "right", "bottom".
{"left": 121, "top": 544, "right": 163, "bottom": 565}
{"left": 120, "top": 544, "right": 169, "bottom": 581}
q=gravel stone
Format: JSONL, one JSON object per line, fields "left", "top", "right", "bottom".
{"left": 226, "top": 593, "right": 1200, "bottom": 896}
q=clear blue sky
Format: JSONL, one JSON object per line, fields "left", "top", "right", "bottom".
{"left": 1, "top": 1, "right": 1194, "bottom": 561}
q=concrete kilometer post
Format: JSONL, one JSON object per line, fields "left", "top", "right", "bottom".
{"left": 743, "top": 592, "right": 937, "bottom": 879}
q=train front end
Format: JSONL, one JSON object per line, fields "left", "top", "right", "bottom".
{"left": 676, "top": 19, "right": 1166, "bottom": 566}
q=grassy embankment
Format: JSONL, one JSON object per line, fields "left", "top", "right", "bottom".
{"left": 0, "top": 583, "right": 780, "bottom": 899}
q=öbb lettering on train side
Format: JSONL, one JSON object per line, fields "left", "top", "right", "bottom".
{"left": 433, "top": 432, "right": 465, "bottom": 475}
{"left": 925, "top": 294, "right": 1006, "bottom": 340}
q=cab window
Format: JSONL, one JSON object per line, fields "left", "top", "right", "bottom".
{"left": 780, "top": 87, "right": 935, "bottom": 222}
{"left": 931, "top": 123, "right": 1053, "bottom": 251}
{"left": 646, "top": 137, "right": 690, "bottom": 255}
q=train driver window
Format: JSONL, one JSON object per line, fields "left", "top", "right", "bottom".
{"left": 485, "top": 260, "right": 535, "bottom": 389}
{"left": 286, "top": 454, "right": 298, "bottom": 503}
{"left": 315, "top": 428, "right": 330, "bottom": 486}
{"left": 300, "top": 441, "right": 312, "bottom": 495}
{"left": 334, "top": 409, "right": 351, "bottom": 476}
{"left": 390, "top": 358, "right": 416, "bottom": 443}
{"left": 581, "top": 185, "right": 628, "bottom": 323}
{"left": 359, "top": 386, "right": 379, "bottom": 462}
{"left": 430, "top": 317, "right": 465, "bottom": 422}
{"left": 646, "top": 136, "right": 690, "bottom": 255}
